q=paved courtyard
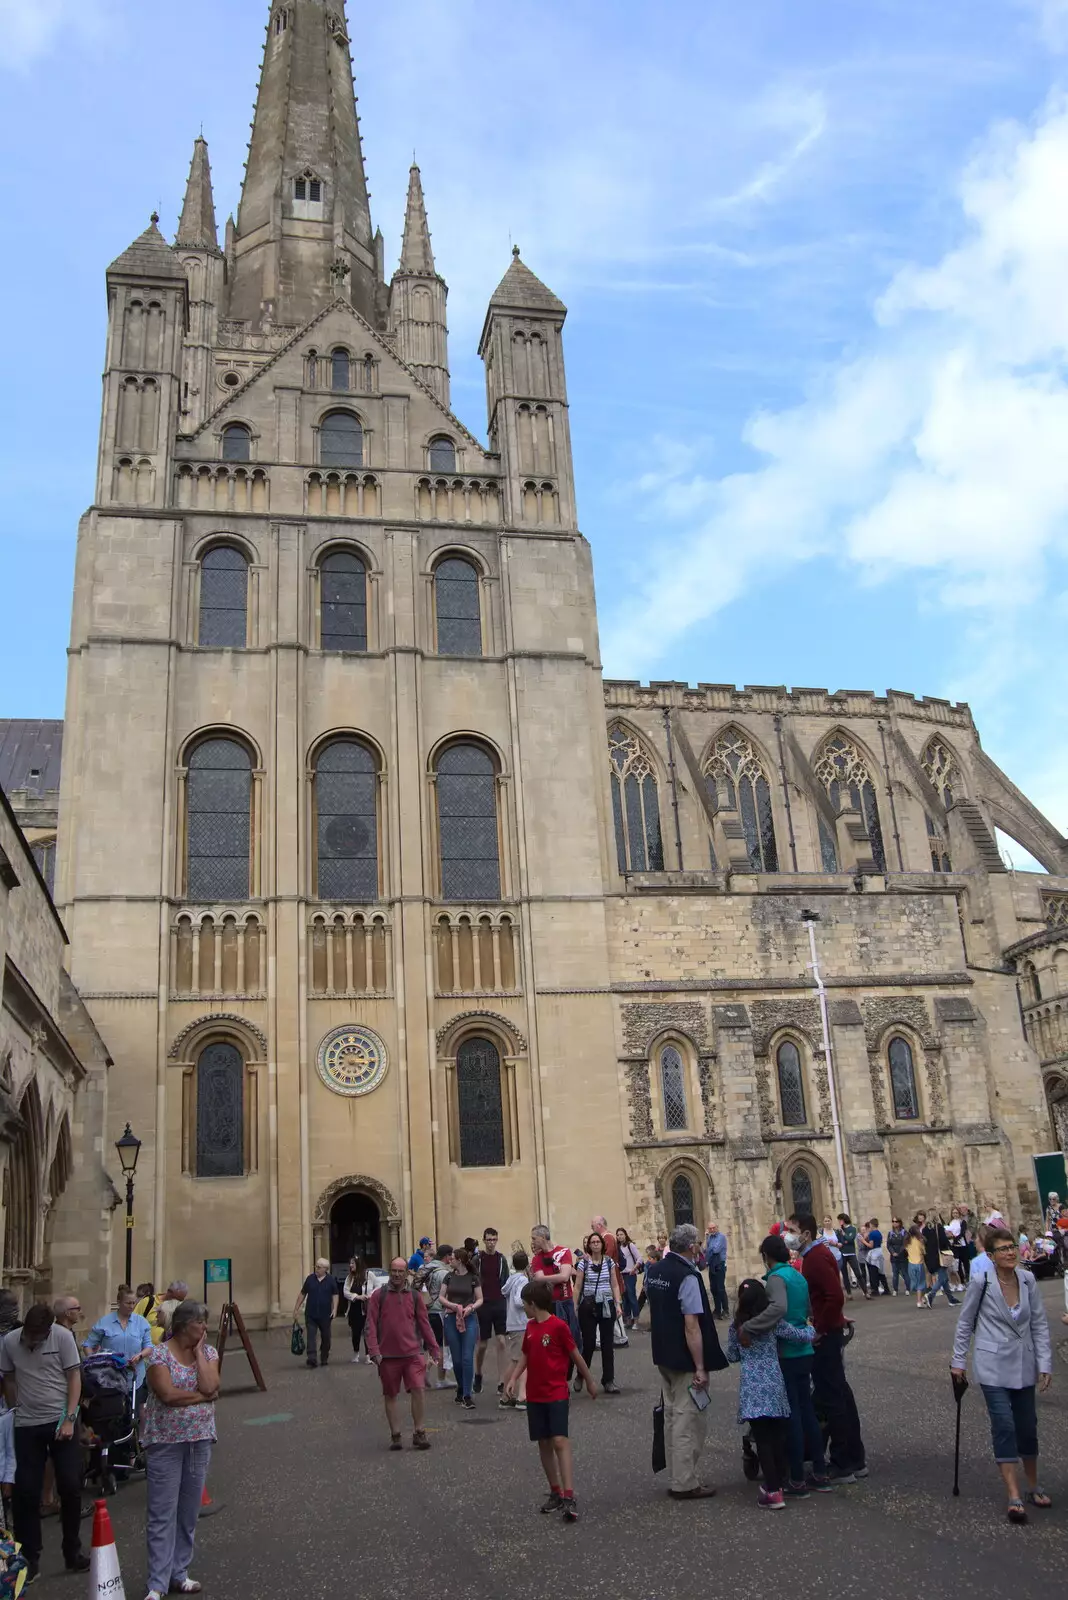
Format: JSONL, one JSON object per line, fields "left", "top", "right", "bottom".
{"left": 33, "top": 1282, "right": 1068, "bottom": 1599}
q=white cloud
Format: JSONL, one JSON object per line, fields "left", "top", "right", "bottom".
{"left": 0, "top": 0, "right": 110, "bottom": 71}
{"left": 601, "top": 95, "right": 1068, "bottom": 686}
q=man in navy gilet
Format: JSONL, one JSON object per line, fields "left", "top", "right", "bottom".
{"left": 644, "top": 1222, "right": 727, "bottom": 1499}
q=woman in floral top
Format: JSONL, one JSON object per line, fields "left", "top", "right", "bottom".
{"left": 727, "top": 1278, "right": 814, "bottom": 1510}
{"left": 141, "top": 1300, "right": 220, "bottom": 1600}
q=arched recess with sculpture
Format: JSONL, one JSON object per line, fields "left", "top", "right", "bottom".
{"left": 313, "top": 1174, "right": 401, "bottom": 1272}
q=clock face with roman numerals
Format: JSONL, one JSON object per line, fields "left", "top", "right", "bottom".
{"left": 316, "top": 1026, "right": 387, "bottom": 1097}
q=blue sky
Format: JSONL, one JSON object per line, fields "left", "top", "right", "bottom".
{"left": 1, "top": 0, "right": 1067, "bottom": 843}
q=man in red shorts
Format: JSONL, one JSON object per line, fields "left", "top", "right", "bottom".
{"left": 366, "top": 1257, "right": 441, "bottom": 1451}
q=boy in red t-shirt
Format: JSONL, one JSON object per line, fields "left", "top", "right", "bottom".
{"left": 505, "top": 1279, "right": 596, "bottom": 1521}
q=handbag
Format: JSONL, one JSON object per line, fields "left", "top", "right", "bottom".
{"left": 290, "top": 1321, "right": 306, "bottom": 1357}
{"left": 939, "top": 1250, "right": 955, "bottom": 1269}
{"left": 613, "top": 1313, "right": 629, "bottom": 1348}
{"left": 651, "top": 1392, "right": 666, "bottom": 1473}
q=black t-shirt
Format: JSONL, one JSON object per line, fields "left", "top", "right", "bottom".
{"left": 303, "top": 1273, "right": 339, "bottom": 1319}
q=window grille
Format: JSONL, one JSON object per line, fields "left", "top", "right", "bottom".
{"left": 198, "top": 546, "right": 249, "bottom": 648}
{"left": 660, "top": 1046, "right": 688, "bottom": 1131}
{"left": 608, "top": 726, "right": 664, "bottom": 874}
{"left": 434, "top": 558, "right": 481, "bottom": 657}
{"left": 221, "top": 423, "right": 251, "bottom": 462}
{"left": 196, "top": 1042, "right": 244, "bottom": 1177}
{"left": 456, "top": 1037, "right": 505, "bottom": 1166}
{"left": 790, "top": 1164, "right": 813, "bottom": 1217}
{"left": 436, "top": 743, "right": 500, "bottom": 900}
{"left": 315, "top": 740, "right": 377, "bottom": 900}
{"left": 429, "top": 437, "right": 456, "bottom": 472}
{"left": 671, "top": 1173, "right": 695, "bottom": 1228}
{"left": 320, "top": 411, "right": 363, "bottom": 468}
{"left": 319, "top": 550, "right": 367, "bottom": 652}
{"left": 776, "top": 1040, "right": 807, "bottom": 1126}
{"left": 888, "top": 1035, "right": 919, "bottom": 1120}
{"left": 331, "top": 349, "right": 350, "bottom": 392}
{"left": 186, "top": 738, "right": 251, "bottom": 900}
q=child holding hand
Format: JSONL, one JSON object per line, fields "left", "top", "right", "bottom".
{"left": 505, "top": 1279, "right": 597, "bottom": 1521}
{"left": 727, "top": 1278, "right": 814, "bottom": 1510}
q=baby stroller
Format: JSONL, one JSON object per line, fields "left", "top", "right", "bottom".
{"left": 81, "top": 1353, "right": 142, "bottom": 1495}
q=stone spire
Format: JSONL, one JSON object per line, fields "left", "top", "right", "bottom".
{"left": 175, "top": 137, "right": 220, "bottom": 252}
{"left": 228, "top": 0, "right": 378, "bottom": 328}
{"left": 398, "top": 162, "right": 435, "bottom": 276}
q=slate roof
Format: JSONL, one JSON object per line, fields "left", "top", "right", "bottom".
{"left": 0, "top": 721, "right": 64, "bottom": 795}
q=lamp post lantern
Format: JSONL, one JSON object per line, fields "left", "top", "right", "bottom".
{"left": 115, "top": 1123, "right": 142, "bottom": 1285}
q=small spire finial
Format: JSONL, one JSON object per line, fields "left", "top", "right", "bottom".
{"left": 512, "top": 244, "right": 521, "bottom": 259}
{"left": 150, "top": 211, "right": 160, "bottom": 226}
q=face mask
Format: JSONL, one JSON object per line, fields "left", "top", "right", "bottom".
{"left": 784, "top": 1232, "right": 800, "bottom": 1250}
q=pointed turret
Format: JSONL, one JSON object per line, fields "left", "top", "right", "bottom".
{"left": 227, "top": 0, "right": 378, "bottom": 329}
{"left": 389, "top": 162, "right": 449, "bottom": 405}
{"left": 176, "top": 137, "right": 220, "bottom": 252}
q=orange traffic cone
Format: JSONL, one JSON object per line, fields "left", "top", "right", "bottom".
{"left": 197, "top": 1483, "right": 222, "bottom": 1519}
{"left": 89, "top": 1498, "right": 126, "bottom": 1599}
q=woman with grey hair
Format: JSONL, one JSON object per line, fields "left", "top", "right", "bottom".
{"left": 141, "top": 1299, "right": 220, "bottom": 1599}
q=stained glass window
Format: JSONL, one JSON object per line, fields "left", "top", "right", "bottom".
{"left": 777, "top": 1040, "right": 807, "bottom": 1126}
{"left": 435, "top": 557, "right": 481, "bottom": 656}
{"left": 320, "top": 550, "right": 366, "bottom": 651}
{"left": 320, "top": 410, "right": 363, "bottom": 467}
{"left": 813, "top": 735, "right": 886, "bottom": 874}
{"left": 429, "top": 436, "right": 456, "bottom": 472}
{"left": 436, "top": 743, "right": 500, "bottom": 901}
{"left": 331, "top": 349, "right": 350, "bottom": 391}
{"left": 660, "top": 1046, "right": 688, "bottom": 1131}
{"left": 888, "top": 1036, "right": 919, "bottom": 1120}
{"left": 186, "top": 738, "right": 251, "bottom": 900}
{"left": 671, "top": 1173, "right": 695, "bottom": 1228}
{"left": 704, "top": 727, "right": 778, "bottom": 871}
{"left": 316, "top": 740, "right": 377, "bottom": 900}
{"left": 199, "top": 545, "right": 249, "bottom": 648}
{"left": 608, "top": 725, "right": 664, "bottom": 874}
{"left": 456, "top": 1037, "right": 505, "bottom": 1166}
{"left": 221, "top": 423, "right": 251, "bottom": 462}
{"left": 196, "top": 1042, "right": 244, "bottom": 1177}
{"left": 790, "top": 1164, "right": 813, "bottom": 1217}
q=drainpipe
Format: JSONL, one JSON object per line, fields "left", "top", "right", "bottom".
{"left": 802, "top": 911, "right": 850, "bottom": 1213}
{"left": 662, "top": 708, "right": 684, "bottom": 870}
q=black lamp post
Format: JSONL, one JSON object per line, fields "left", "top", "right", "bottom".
{"left": 115, "top": 1123, "right": 142, "bottom": 1285}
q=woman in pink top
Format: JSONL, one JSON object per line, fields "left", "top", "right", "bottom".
{"left": 141, "top": 1299, "right": 220, "bottom": 1600}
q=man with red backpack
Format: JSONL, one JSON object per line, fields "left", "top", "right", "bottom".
{"left": 366, "top": 1258, "right": 441, "bottom": 1452}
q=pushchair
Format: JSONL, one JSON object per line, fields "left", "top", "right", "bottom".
{"left": 81, "top": 1353, "right": 142, "bottom": 1495}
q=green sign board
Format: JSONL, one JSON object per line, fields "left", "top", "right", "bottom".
{"left": 204, "top": 1258, "right": 232, "bottom": 1284}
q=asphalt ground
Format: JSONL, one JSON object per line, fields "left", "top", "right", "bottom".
{"left": 31, "top": 1280, "right": 1068, "bottom": 1600}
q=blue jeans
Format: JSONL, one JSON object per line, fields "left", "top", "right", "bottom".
{"left": 890, "top": 1255, "right": 909, "bottom": 1292}
{"left": 444, "top": 1312, "right": 478, "bottom": 1397}
{"left": 553, "top": 1299, "right": 578, "bottom": 1337}
{"left": 708, "top": 1263, "right": 729, "bottom": 1317}
{"left": 781, "top": 1355, "right": 825, "bottom": 1481}
{"left": 926, "top": 1267, "right": 956, "bottom": 1302}
{"left": 980, "top": 1384, "right": 1038, "bottom": 1464}
{"left": 621, "top": 1276, "right": 640, "bottom": 1322}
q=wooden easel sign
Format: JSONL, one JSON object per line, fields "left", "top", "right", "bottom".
{"left": 204, "top": 1257, "right": 267, "bottom": 1391}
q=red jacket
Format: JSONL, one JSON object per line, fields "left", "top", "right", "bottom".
{"left": 365, "top": 1285, "right": 441, "bottom": 1362}
{"left": 800, "top": 1240, "right": 846, "bottom": 1337}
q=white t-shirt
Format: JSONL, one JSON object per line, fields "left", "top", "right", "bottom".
{"left": 503, "top": 1272, "right": 529, "bottom": 1335}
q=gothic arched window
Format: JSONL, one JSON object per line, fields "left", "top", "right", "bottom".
{"left": 186, "top": 737, "right": 252, "bottom": 900}
{"left": 704, "top": 727, "right": 778, "bottom": 872}
{"left": 320, "top": 410, "right": 363, "bottom": 468}
{"left": 776, "top": 1040, "right": 807, "bottom": 1126}
{"left": 922, "top": 738, "right": 961, "bottom": 808}
{"left": 428, "top": 436, "right": 456, "bottom": 472}
{"left": 813, "top": 734, "right": 886, "bottom": 874}
{"left": 314, "top": 740, "right": 378, "bottom": 900}
{"left": 198, "top": 545, "right": 249, "bottom": 648}
{"left": 1021, "top": 961, "right": 1041, "bottom": 1005}
{"left": 435, "top": 743, "right": 500, "bottom": 901}
{"left": 660, "top": 1045, "right": 688, "bottom": 1131}
{"left": 888, "top": 1035, "right": 920, "bottom": 1121}
{"left": 925, "top": 813, "right": 952, "bottom": 874}
{"left": 608, "top": 725, "right": 664, "bottom": 875}
{"left": 790, "top": 1163, "right": 814, "bottom": 1217}
{"left": 331, "top": 348, "right": 351, "bottom": 392}
{"left": 434, "top": 557, "right": 481, "bottom": 657}
{"left": 456, "top": 1037, "right": 505, "bottom": 1167}
{"left": 221, "top": 423, "right": 251, "bottom": 462}
{"left": 319, "top": 549, "right": 367, "bottom": 652}
{"left": 196, "top": 1041, "right": 244, "bottom": 1177}
{"left": 670, "top": 1173, "right": 695, "bottom": 1229}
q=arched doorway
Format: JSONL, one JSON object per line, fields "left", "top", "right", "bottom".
{"left": 329, "top": 1191, "right": 382, "bottom": 1282}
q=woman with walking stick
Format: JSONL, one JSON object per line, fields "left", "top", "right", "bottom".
{"left": 950, "top": 1226, "right": 1053, "bottom": 1524}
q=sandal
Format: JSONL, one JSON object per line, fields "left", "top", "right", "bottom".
{"left": 1006, "top": 1499, "right": 1028, "bottom": 1524}
{"left": 1027, "top": 1488, "right": 1052, "bottom": 1509}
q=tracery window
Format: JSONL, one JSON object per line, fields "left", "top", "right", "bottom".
{"left": 198, "top": 545, "right": 249, "bottom": 648}
{"left": 608, "top": 725, "right": 664, "bottom": 875}
{"left": 790, "top": 1163, "right": 814, "bottom": 1217}
{"left": 660, "top": 1045, "right": 688, "bottom": 1131}
{"left": 186, "top": 737, "right": 252, "bottom": 900}
{"left": 704, "top": 727, "right": 778, "bottom": 872}
{"left": 776, "top": 1040, "right": 807, "bottom": 1126}
{"left": 319, "top": 549, "right": 367, "bottom": 651}
{"left": 331, "top": 348, "right": 350, "bottom": 392}
{"left": 435, "top": 742, "right": 501, "bottom": 901}
{"left": 434, "top": 557, "right": 482, "bottom": 656}
{"left": 926, "top": 813, "right": 952, "bottom": 874}
{"left": 221, "top": 423, "right": 251, "bottom": 462}
{"left": 456, "top": 1037, "right": 505, "bottom": 1167}
{"left": 888, "top": 1035, "right": 920, "bottom": 1121}
{"left": 314, "top": 740, "right": 378, "bottom": 900}
{"left": 670, "top": 1173, "right": 695, "bottom": 1229}
{"left": 922, "top": 738, "right": 961, "bottom": 807}
{"left": 812, "top": 734, "right": 886, "bottom": 874}
{"left": 428, "top": 436, "right": 456, "bottom": 472}
{"left": 196, "top": 1042, "right": 244, "bottom": 1177}
{"left": 319, "top": 410, "right": 363, "bottom": 468}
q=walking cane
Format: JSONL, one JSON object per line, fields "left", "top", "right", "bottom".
{"left": 951, "top": 1371, "right": 969, "bottom": 1496}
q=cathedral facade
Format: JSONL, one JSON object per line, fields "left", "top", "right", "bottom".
{"left": 51, "top": 0, "right": 1068, "bottom": 1320}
